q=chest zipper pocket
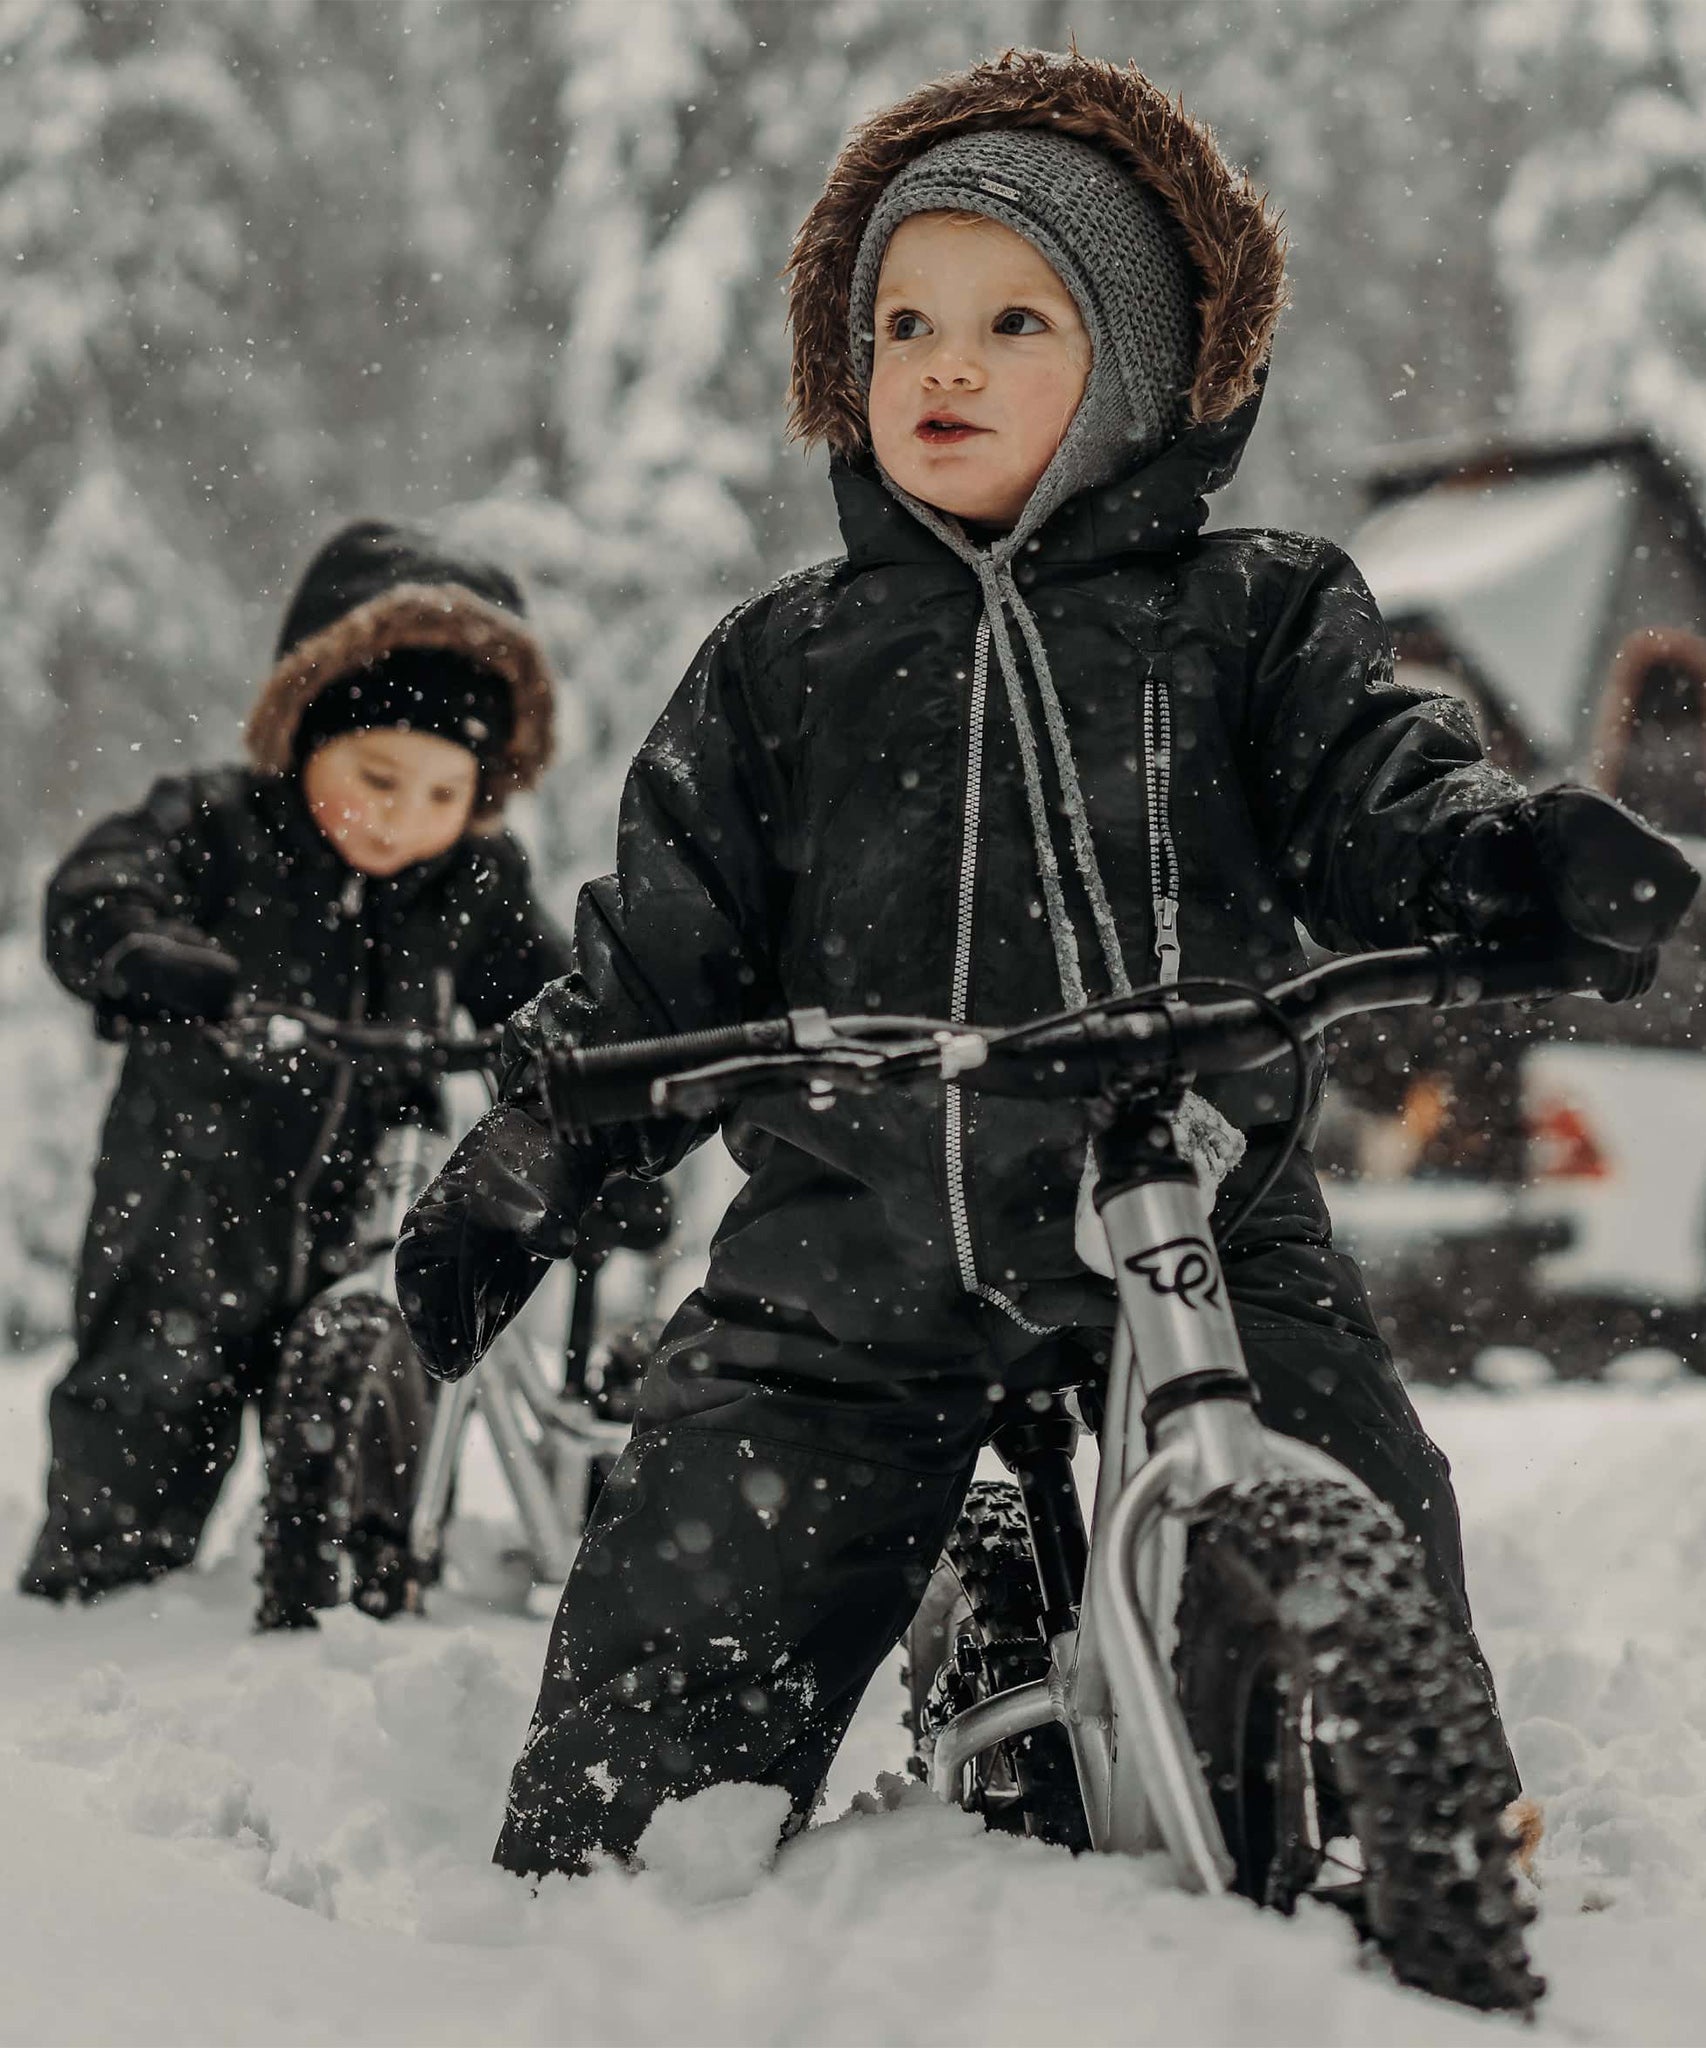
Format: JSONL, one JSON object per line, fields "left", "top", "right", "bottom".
{"left": 1142, "top": 669, "right": 1182, "bottom": 987}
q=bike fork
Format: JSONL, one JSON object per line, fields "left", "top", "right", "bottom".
{"left": 1072, "top": 1117, "right": 1267, "bottom": 1883}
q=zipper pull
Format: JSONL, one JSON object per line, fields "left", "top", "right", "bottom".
{"left": 340, "top": 872, "right": 365, "bottom": 919}
{"left": 1155, "top": 895, "right": 1182, "bottom": 987}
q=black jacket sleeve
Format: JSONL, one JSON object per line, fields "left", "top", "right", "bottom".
{"left": 454, "top": 834, "right": 574, "bottom": 1027}
{"left": 1241, "top": 542, "right": 1520, "bottom": 953}
{"left": 43, "top": 775, "right": 221, "bottom": 1010}
{"left": 398, "top": 606, "right": 791, "bottom": 1379}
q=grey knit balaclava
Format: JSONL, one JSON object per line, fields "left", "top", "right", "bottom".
{"left": 849, "top": 127, "right": 1197, "bottom": 540}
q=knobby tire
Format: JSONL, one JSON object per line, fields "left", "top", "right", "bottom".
{"left": 904, "top": 1479, "right": 1090, "bottom": 1852}
{"left": 256, "top": 1291, "right": 432, "bottom": 1630}
{"left": 1173, "top": 1474, "right": 1543, "bottom": 2014}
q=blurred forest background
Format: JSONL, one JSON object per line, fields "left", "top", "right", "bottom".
{"left": 3, "top": 0, "right": 1705, "bottom": 1340}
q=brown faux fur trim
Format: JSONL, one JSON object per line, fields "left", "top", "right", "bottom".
{"left": 245, "top": 584, "right": 555, "bottom": 820}
{"left": 786, "top": 47, "right": 1289, "bottom": 457}
{"left": 1503, "top": 1795, "right": 1544, "bottom": 1878}
{"left": 1592, "top": 625, "right": 1706, "bottom": 791}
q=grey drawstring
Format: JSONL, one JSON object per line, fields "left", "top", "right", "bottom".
{"left": 973, "top": 556, "right": 1096, "bottom": 1007}
{"left": 976, "top": 540, "right": 1248, "bottom": 1243}
{"left": 879, "top": 473, "right": 1245, "bottom": 1292}
{"left": 1003, "top": 567, "right": 1134, "bottom": 1002}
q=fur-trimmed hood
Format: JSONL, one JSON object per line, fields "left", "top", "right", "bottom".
{"left": 246, "top": 521, "right": 555, "bottom": 820}
{"left": 786, "top": 47, "right": 1288, "bottom": 461}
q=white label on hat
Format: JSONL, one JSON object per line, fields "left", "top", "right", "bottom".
{"left": 979, "top": 178, "right": 1022, "bottom": 201}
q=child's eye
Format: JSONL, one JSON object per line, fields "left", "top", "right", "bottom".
{"left": 994, "top": 307, "right": 1049, "bottom": 337}
{"left": 887, "top": 309, "right": 932, "bottom": 343}
{"left": 360, "top": 770, "right": 397, "bottom": 792}
{"left": 432, "top": 787, "right": 461, "bottom": 805}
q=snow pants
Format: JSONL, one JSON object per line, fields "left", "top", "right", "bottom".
{"left": 495, "top": 1147, "right": 1510, "bottom": 1877}
{"left": 19, "top": 1309, "right": 291, "bottom": 1600}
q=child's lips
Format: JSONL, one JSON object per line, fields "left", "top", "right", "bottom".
{"left": 915, "top": 414, "right": 989, "bottom": 445}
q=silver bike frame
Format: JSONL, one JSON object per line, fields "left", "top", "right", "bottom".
{"left": 407, "top": 1276, "right": 628, "bottom": 1589}
{"left": 928, "top": 1147, "right": 1370, "bottom": 1892}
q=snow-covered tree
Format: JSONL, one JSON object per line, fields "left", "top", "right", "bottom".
{"left": 1485, "top": 0, "right": 1706, "bottom": 477}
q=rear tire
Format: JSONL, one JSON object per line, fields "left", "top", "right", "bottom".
{"left": 257, "top": 1293, "right": 430, "bottom": 1630}
{"left": 1174, "top": 1475, "right": 1542, "bottom": 2014}
{"left": 904, "top": 1480, "right": 1090, "bottom": 1851}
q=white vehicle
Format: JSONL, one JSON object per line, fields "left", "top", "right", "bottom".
{"left": 1325, "top": 433, "right": 1706, "bottom": 1379}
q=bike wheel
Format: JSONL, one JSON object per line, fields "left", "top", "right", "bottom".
{"left": 257, "top": 1292, "right": 430, "bottom": 1630}
{"left": 1173, "top": 1474, "right": 1542, "bottom": 2013}
{"left": 904, "top": 1480, "right": 1090, "bottom": 1851}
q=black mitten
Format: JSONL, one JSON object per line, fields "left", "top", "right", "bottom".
{"left": 97, "top": 928, "right": 243, "bottom": 1023}
{"left": 574, "top": 1175, "right": 674, "bottom": 1266}
{"left": 397, "top": 1104, "right": 602, "bottom": 1380}
{"left": 1437, "top": 787, "right": 1699, "bottom": 956}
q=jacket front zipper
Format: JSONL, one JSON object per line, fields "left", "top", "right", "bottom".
{"left": 943, "top": 623, "right": 1181, "bottom": 1325}
{"left": 943, "top": 615, "right": 1053, "bottom": 1336}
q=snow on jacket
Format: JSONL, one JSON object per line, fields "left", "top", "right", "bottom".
{"left": 398, "top": 51, "right": 1517, "bottom": 1371}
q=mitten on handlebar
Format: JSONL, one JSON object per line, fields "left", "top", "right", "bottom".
{"left": 396, "top": 1102, "right": 602, "bottom": 1381}
{"left": 1432, "top": 787, "right": 1698, "bottom": 984}
{"left": 547, "top": 1017, "right": 796, "bottom": 1140}
{"left": 96, "top": 928, "right": 243, "bottom": 1026}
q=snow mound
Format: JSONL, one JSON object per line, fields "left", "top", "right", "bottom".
{"left": 13, "top": 1590, "right": 536, "bottom": 1933}
{"left": 634, "top": 1780, "right": 793, "bottom": 1903}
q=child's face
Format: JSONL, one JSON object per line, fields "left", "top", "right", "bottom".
{"left": 868, "top": 213, "right": 1092, "bottom": 529}
{"left": 302, "top": 727, "right": 480, "bottom": 876}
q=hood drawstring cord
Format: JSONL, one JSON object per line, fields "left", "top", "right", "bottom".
{"left": 890, "top": 481, "right": 1246, "bottom": 1286}
{"left": 975, "top": 548, "right": 1245, "bottom": 1276}
{"left": 973, "top": 556, "right": 1107, "bottom": 1009}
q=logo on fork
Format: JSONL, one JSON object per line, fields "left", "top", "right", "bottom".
{"left": 1124, "top": 1235, "right": 1222, "bottom": 1310}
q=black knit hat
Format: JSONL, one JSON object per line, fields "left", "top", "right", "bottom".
{"left": 247, "top": 518, "right": 556, "bottom": 819}
{"left": 289, "top": 648, "right": 517, "bottom": 772}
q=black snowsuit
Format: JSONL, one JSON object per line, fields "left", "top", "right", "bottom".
{"left": 400, "top": 399, "right": 1531, "bottom": 1870}
{"left": 23, "top": 767, "right": 568, "bottom": 1594}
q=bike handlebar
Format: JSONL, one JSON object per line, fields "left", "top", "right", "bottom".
{"left": 212, "top": 1005, "right": 504, "bottom": 1076}
{"left": 543, "top": 939, "right": 1653, "bottom": 1140}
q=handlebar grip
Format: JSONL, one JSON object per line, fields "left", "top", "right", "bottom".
{"left": 548, "top": 1017, "right": 796, "bottom": 1137}
{"left": 1436, "top": 939, "right": 1659, "bottom": 1007}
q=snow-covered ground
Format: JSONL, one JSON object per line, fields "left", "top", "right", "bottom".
{"left": 4, "top": 1352, "right": 1706, "bottom": 2048}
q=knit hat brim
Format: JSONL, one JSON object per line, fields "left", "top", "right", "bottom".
{"left": 246, "top": 584, "right": 554, "bottom": 821}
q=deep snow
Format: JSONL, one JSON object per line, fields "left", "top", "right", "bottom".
{"left": 5, "top": 1351, "right": 1706, "bottom": 2047}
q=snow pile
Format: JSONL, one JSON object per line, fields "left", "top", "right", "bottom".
{"left": 1438, "top": 1382, "right": 1706, "bottom": 2042}
{"left": 7, "top": 1351, "right": 1706, "bottom": 2044}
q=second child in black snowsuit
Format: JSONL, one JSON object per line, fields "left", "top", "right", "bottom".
{"left": 20, "top": 521, "right": 570, "bottom": 1603}
{"left": 398, "top": 52, "right": 1697, "bottom": 1875}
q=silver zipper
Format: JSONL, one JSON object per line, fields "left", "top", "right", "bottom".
{"left": 944, "top": 614, "right": 1053, "bottom": 1336}
{"left": 1144, "top": 674, "right": 1182, "bottom": 986}
{"left": 944, "top": 618, "right": 990, "bottom": 1294}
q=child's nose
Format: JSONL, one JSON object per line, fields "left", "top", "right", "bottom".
{"left": 924, "top": 352, "right": 982, "bottom": 389}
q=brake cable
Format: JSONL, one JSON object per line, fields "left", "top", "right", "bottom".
{"left": 975, "top": 975, "right": 1311, "bottom": 1248}
{"left": 1158, "top": 978, "right": 1311, "bottom": 1248}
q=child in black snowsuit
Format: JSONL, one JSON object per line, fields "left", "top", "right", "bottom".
{"left": 397, "top": 52, "right": 1696, "bottom": 1876}
{"left": 20, "top": 520, "right": 570, "bottom": 1603}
